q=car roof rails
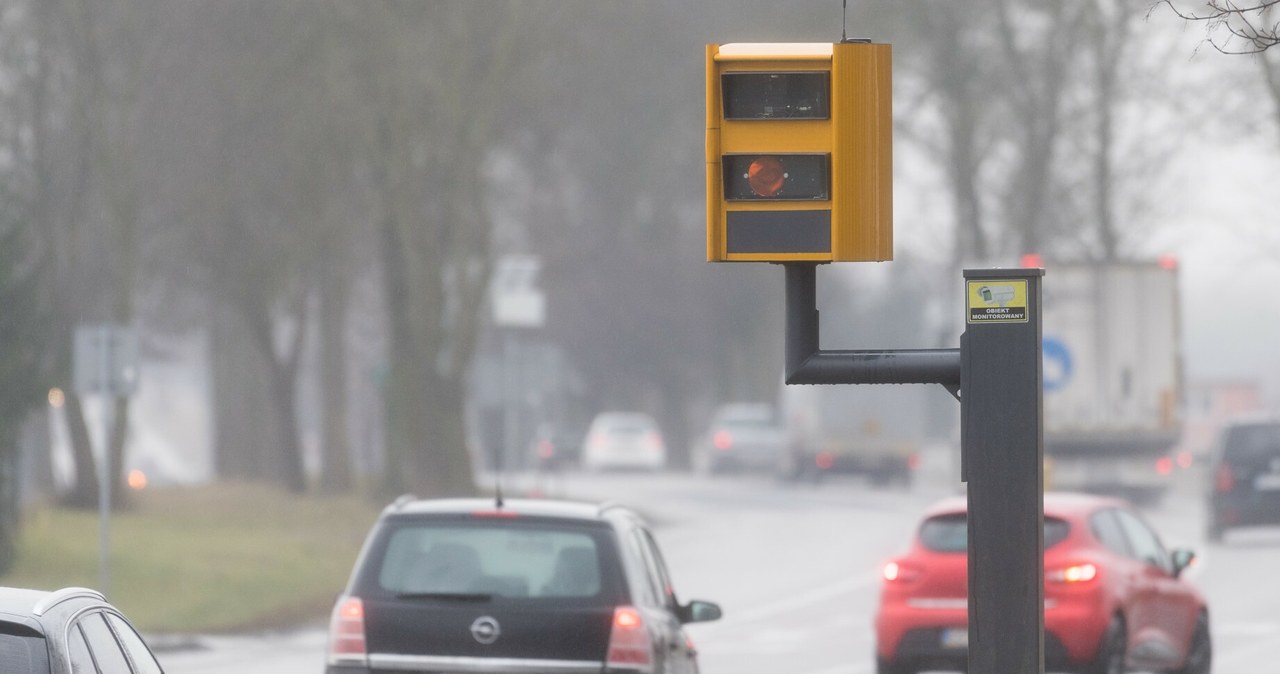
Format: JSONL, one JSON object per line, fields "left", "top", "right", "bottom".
{"left": 597, "top": 501, "right": 631, "bottom": 517}
{"left": 390, "top": 494, "right": 418, "bottom": 511}
{"left": 33, "top": 587, "right": 105, "bottom": 616}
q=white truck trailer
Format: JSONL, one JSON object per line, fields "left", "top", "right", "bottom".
{"left": 1039, "top": 259, "right": 1183, "bottom": 502}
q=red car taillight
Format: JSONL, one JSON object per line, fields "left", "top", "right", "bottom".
{"left": 713, "top": 431, "right": 733, "bottom": 451}
{"left": 1215, "top": 464, "right": 1235, "bottom": 493}
{"left": 327, "top": 596, "right": 367, "bottom": 665}
{"left": 606, "top": 606, "right": 654, "bottom": 672}
{"left": 1046, "top": 563, "right": 1098, "bottom": 584}
{"left": 883, "top": 561, "right": 922, "bottom": 583}
{"left": 1177, "top": 451, "right": 1194, "bottom": 470}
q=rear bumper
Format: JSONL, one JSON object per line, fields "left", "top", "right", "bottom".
{"left": 876, "top": 594, "right": 1108, "bottom": 669}
{"left": 583, "top": 451, "right": 665, "bottom": 470}
{"left": 874, "top": 602, "right": 966, "bottom": 663}
{"left": 707, "top": 446, "right": 778, "bottom": 471}
{"left": 883, "top": 627, "right": 1075, "bottom": 671}
{"left": 330, "top": 654, "right": 605, "bottom": 673}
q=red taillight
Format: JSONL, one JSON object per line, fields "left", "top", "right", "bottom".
{"left": 882, "top": 561, "right": 922, "bottom": 583}
{"left": 712, "top": 431, "right": 733, "bottom": 451}
{"left": 537, "top": 440, "right": 554, "bottom": 459}
{"left": 645, "top": 431, "right": 664, "bottom": 451}
{"left": 1215, "top": 464, "right": 1235, "bottom": 493}
{"left": 1177, "top": 451, "right": 1193, "bottom": 470}
{"left": 1020, "top": 253, "right": 1044, "bottom": 268}
{"left": 1155, "top": 456, "right": 1174, "bottom": 476}
{"left": 1046, "top": 563, "right": 1098, "bottom": 584}
{"left": 607, "top": 606, "right": 653, "bottom": 672}
{"left": 327, "top": 596, "right": 367, "bottom": 664}
{"left": 815, "top": 451, "right": 835, "bottom": 471}
{"left": 907, "top": 453, "right": 921, "bottom": 471}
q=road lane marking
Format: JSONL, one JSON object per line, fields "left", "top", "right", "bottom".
{"left": 1214, "top": 621, "right": 1280, "bottom": 637}
{"left": 708, "top": 572, "right": 880, "bottom": 627}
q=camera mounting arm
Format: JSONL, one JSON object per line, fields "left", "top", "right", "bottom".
{"left": 783, "top": 263, "right": 961, "bottom": 400}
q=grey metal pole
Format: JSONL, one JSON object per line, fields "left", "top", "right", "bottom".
{"left": 961, "top": 268, "right": 1045, "bottom": 674}
{"left": 97, "top": 325, "right": 112, "bottom": 598}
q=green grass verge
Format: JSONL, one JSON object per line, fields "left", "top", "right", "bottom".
{"left": 1, "top": 483, "right": 382, "bottom": 634}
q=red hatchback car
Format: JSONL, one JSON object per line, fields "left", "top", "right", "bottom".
{"left": 874, "top": 492, "right": 1210, "bottom": 674}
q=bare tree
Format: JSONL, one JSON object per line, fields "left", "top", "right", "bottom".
{"left": 9, "top": 0, "right": 161, "bottom": 508}
{"left": 325, "top": 2, "right": 567, "bottom": 497}
{"left": 1155, "top": 0, "right": 1280, "bottom": 53}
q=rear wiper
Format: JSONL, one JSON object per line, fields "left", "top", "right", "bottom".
{"left": 395, "top": 592, "right": 494, "bottom": 602}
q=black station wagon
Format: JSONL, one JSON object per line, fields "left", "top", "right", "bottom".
{"left": 326, "top": 497, "right": 721, "bottom": 674}
{"left": 1208, "top": 416, "right": 1280, "bottom": 541}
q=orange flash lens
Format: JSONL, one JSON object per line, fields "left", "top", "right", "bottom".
{"left": 746, "top": 156, "right": 785, "bottom": 197}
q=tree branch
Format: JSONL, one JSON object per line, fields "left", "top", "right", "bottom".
{"left": 1153, "top": 0, "right": 1280, "bottom": 53}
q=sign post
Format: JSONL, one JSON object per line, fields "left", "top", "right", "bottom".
{"left": 73, "top": 324, "right": 139, "bottom": 598}
{"left": 961, "top": 269, "right": 1045, "bottom": 674}
{"left": 491, "top": 256, "right": 545, "bottom": 473}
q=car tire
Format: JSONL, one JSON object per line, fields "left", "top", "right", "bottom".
{"left": 1084, "top": 616, "right": 1127, "bottom": 674}
{"left": 1173, "top": 613, "right": 1212, "bottom": 674}
{"left": 875, "top": 657, "right": 914, "bottom": 674}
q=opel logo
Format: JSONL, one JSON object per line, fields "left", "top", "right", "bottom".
{"left": 470, "top": 616, "right": 501, "bottom": 645}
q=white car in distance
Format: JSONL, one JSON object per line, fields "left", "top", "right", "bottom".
{"left": 581, "top": 412, "right": 667, "bottom": 471}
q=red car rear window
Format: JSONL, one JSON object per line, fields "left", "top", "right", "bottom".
{"left": 919, "top": 514, "right": 1070, "bottom": 553}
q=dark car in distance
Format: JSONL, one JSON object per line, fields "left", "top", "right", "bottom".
{"left": 326, "top": 497, "right": 721, "bottom": 674}
{"left": 530, "top": 423, "right": 585, "bottom": 472}
{"left": 693, "top": 403, "right": 788, "bottom": 475}
{"left": 0, "top": 586, "right": 166, "bottom": 674}
{"left": 1207, "top": 416, "right": 1280, "bottom": 541}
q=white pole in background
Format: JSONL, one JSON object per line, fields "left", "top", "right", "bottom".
{"left": 97, "top": 325, "right": 113, "bottom": 598}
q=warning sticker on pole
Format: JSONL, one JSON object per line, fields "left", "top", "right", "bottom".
{"left": 966, "top": 280, "right": 1029, "bottom": 324}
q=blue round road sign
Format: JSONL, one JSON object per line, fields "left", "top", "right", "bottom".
{"left": 1042, "top": 337, "right": 1072, "bottom": 393}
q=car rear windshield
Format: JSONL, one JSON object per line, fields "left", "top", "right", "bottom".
{"left": 0, "top": 630, "right": 50, "bottom": 674}
{"left": 919, "top": 514, "right": 1070, "bottom": 553}
{"left": 364, "top": 519, "right": 616, "bottom": 602}
{"left": 1223, "top": 423, "right": 1280, "bottom": 461}
{"left": 722, "top": 416, "right": 778, "bottom": 429}
{"left": 606, "top": 422, "right": 650, "bottom": 435}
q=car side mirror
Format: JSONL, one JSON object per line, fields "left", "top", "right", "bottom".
{"left": 1171, "top": 548, "right": 1196, "bottom": 578}
{"left": 678, "top": 599, "right": 722, "bottom": 624}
